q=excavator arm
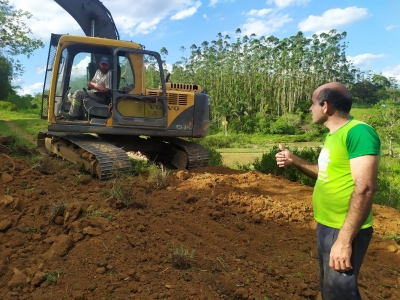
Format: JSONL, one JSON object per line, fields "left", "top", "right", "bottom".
{"left": 54, "top": 0, "right": 119, "bottom": 39}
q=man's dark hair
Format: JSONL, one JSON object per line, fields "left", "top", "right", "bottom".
{"left": 317, "top": 88, "right": 352, "bottom": 113}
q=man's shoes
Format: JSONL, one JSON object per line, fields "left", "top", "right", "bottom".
{"left": 60, "top": 111, "right": 75, "bottom": 121}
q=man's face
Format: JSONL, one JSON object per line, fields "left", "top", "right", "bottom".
{"left": 99, "top": 62, "right": 109, "bottom": 73}
{"left": 309, "top": 91, "right": 327, "bottom": 125}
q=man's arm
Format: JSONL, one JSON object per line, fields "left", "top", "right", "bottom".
{"left": 88, "top": 81, "right": 109, "bottom": 93}
{"left": 329, "top": 154, "right": 379, "bottom": 272}
{"left": 276, "top": 144, "right": 319, "bottom": 179}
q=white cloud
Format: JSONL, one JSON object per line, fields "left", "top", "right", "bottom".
{"left": 208, "top": 0, "right": 233, "bottom": 7}
{"left": 241, "top": 14, "right": 292, "bottom": 37}
{"left": 203, "top": 14, "right": 209, "bottom": 19}
{"left": 209, "top": 0, "right": 218, "bottom": 7}
{"left": 35, "top": 65, "right": 46, "bottom": 75}
{"left": 347, "top": 53, "right": 385, "bottom": 68}
{"left": 10, "top": 0, "right": 202, "bottom": 39}
{"left": 383, "top": 65, "right": 400, "bottom": 82}
{"left": 71, "top": 56, "right": 91, "bottom": 80}
{"left": 386, "top": 25, "right": 399, "bottom": 31}
{"left": 299, "top": 6, "right": 368, "bottom": 32}
{"left": 246, "top": 9, "right": 272, "bottom": 17}
{"left": 267, "top": 0, "right": 310, "bottom": 8}
{"left": 171, "top": 1, "right": 201, "bottom": 20}
{"left": 12, "top": 78, "right": 43, "bottom": 96}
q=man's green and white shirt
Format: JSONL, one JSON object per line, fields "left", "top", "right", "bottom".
{"left": 312, "top": 119, "right": 381, "bottom": 229}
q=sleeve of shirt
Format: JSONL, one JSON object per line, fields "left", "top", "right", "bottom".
{"left": 346, "top": 124, "right": 381, "bottom": 159}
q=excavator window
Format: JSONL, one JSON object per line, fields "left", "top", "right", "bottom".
{"left": 144, "top": 54, "right": 162, "bottom": 89}
{"left": 118, "top": 54, "right": 134, "bottom": 94}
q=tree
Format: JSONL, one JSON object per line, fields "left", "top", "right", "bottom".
{"left": 0, "top": 55, "right": 13, "bottom": 99}
{"left": 0, "top": 0, "right": 44, "bottom": 76}
{"left": 350, "top": 80, "right": 379, "bottom": 104}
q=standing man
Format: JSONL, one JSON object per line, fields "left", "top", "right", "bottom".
{"left": 61, "top": 56, "right": 112, "bottom": 120}
{"left": 276, "top": 82, "right": 380, "bottom": 299}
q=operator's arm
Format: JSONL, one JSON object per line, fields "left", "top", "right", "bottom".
{"left": 276, "top": 144, "right": 319, "bottom": 179}
{"left": 88, "top": 81, "right": 110, "bottom": 93}
{"left": 329, "top": 154, "right": 379, "bottom": 272}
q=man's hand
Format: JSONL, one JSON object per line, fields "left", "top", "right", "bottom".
{"left": 329, "top": 239, "right": 353, "bottom": 272}
{"left": 87, "top": 81, "right": 95, "bottom": 89}
{"left": 87, "top": 81, "right": 108, "bottom": 93}
{"left": 275, "top": 144, "right": 294, "bottom": 167}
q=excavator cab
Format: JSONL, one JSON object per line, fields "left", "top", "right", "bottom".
{"left": 42, "top": 34, "right": 166, "bottom": 126}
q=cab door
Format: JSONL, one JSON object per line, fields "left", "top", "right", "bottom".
{"left": 111, "top": 49, "right": 167, "bottom": 129}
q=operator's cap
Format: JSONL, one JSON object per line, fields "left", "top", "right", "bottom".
{"left": 99, "top": 56, "right": 110, "bottom": 65}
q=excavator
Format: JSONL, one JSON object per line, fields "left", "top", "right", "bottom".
{"left": 37, "top": 0, "right": 210, "bottom": 179}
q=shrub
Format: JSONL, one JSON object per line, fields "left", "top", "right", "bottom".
{"left": 205, "top": 146, "right": 223, "bottom": 167}
{"left": 254, "top": 146, "right": 320, "bottom": 186}
{"left": 0, "top": 101, "right": 18, "bottom": 111}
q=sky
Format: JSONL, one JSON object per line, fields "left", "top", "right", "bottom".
{"left": 9, "top": 0, "right": 400, "bottom": 96}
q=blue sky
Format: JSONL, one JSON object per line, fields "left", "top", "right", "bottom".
{"left": 9, "top": 0, "right": 400, "bottom": 96}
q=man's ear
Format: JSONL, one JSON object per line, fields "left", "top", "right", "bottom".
{"left": 324, "top": 101, "right": 335, "bottom": 116}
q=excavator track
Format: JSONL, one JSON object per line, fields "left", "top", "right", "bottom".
{"left": 37, "top": 131, "right": 131, "bottom": 180}
{"left": 158, "top": 137, "right": 209, "bottom": 169}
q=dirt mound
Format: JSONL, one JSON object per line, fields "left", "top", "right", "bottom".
{"left": 0, "top": 157, "right": 399, "bottom": 300}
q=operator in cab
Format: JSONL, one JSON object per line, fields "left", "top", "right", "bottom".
{"left": 61, "top": 56, "right": 111, "bottom": 120}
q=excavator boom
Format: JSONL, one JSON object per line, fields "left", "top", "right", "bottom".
{"left": 54, "top": 0, "right": 119, "bottom": 39}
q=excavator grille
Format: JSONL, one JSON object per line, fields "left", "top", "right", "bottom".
{"left": 147, "top": 91, "right": 188, "bottom": 106}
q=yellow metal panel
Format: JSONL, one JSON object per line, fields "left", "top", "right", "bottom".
{"left": 144, "top": 100, "right": 164, "bottom": 118}
{"left": 117, "top": 99, "right": 144, "bottom": 117}
{"left": 59, "top": 35, "right": 142, "bottom": 49}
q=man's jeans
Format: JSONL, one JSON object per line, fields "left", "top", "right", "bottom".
{"left": 317, "top": 223, "right": 373, "bottom": 300}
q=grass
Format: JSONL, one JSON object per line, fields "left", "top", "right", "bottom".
{"left": 0, "top": 110, "right": 47, "bottom": 134}
{"left": 147, "top": 163, "right": 170, "bottom": 189}
{"left": 45, "top": 268, "right": 63, "bottom": 283}
{"left": 381, "top": 233, "right": 400, "bottom": 242}
{"left": 85, "top": 208, "right": 113, "bottom": 220}
{"left": 170, "top": 245, "right": 196, "bottom": 270}
{"left": 109, "top": 175, "right": 147, "bottom": 208}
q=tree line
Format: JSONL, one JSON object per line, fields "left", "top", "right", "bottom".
{"left": 160, "top": 29, "right": 398, "bottom": 134}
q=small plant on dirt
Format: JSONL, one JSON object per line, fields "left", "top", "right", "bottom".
{"left": 109, "top": 176, "right": 146, "bottom": 209}
{"left": 147, "top": 163, "right": 170, "bottom": 189}
{"left": 170, "top": 245, "right": 196, "bottom": 270}
{"left": 381, "top": 233, "right": 400, "bottom": 244}
{"left": 85, "top": 208, "right": 113, "bottom": 220}
{"left": 48, "top": 200, "right": 66, "bottom": 223}
{"left": 130, "top": 158, "right": 150, "bottom": 176}
{"left": 45, "top": 268, "right": 63, "bottom": 283}
{"left": 32, "top": 155, "right": 57, "bottom": 175}
{"left": 75, "top": 174, "right": 92, "bottom": 185}
{"left": 295, "top": 271, "right": 303, "bottom": 278}
{"left": 381, "top": 233, "right": 399, "bottom": 240}
{"left": 25, "top": 226, "right": 36, "bottom": 232}
{"left": 110, "top": 177, "right": 133, "bottom": 206}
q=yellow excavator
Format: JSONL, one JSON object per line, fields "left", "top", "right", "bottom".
{"left": 38, "top": 0, "right": 210, "bottom": 179}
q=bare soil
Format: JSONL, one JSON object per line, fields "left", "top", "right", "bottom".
{"left": 0, "top": 154, "right": 399, "bottom": 300}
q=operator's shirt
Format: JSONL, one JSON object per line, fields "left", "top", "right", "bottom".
{"left": 312, "top": 119, "right": 381, "bottom": 229}
{"left": 92, "top": 69, "right": 111, "bottom": 89}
